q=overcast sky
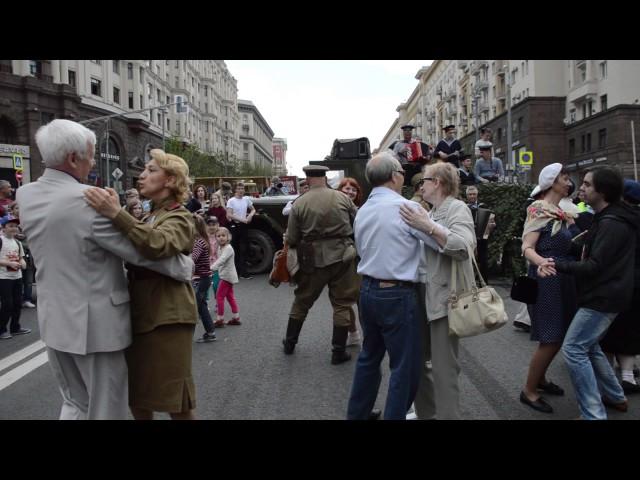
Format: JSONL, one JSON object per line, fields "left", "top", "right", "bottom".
{"left": 225, "top": 60, "right": 433, "bottom": 177}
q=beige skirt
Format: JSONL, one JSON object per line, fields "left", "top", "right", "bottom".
{"left": 126, "top": 323, "right": 196, "bottom": 413}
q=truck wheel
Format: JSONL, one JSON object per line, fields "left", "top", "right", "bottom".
{"left": 246, "top": 229, "right": 276, "bottom": 274}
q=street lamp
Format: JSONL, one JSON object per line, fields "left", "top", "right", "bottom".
{"left": 503, "top": 64, "right": 514, "bottom": 183}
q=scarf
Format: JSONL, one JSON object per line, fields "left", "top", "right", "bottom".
{"left": 522, "top": 200, "right": 577, "bottom": 239}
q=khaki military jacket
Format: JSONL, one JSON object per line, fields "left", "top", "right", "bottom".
{"left": 112, "top": 197, "right": 197, "bottom": 334}
{"left": 286, "top": 186, "right": 357, "bottom": 268}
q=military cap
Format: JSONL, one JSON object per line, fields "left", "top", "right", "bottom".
{"left": 411, "top": 172, "right": 424, "bottom": 188}
{"left": 302, "top": 165, "right": 329, "bottom": 177}
{"left": 443, "top": 125, "right": 456, "bottom": 132}
{"left": 401, "top": 124, "right": 415, "bottom": 131}
{"left": 478, "top": 142, "right": 493, "bottom": 151}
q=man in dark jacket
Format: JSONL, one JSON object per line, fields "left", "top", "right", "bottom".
{"left": 544, "top": 167, "right": 640, "bottom": 419}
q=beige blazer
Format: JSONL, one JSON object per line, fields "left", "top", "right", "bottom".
{"left": 423, "top": 196, "right": 477, "bottom": 321}
{"left": 16, "top": 169, "right": 193, "bottom": 355}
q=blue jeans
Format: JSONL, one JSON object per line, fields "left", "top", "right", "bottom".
{"left": 562, "top": 308, "right": 625, "bottom": 420}
{"left": 192, "top": 276, "right": 215, "bottom": 334}
{"left": 347, "top": 277, "right": 422, "bottom": 420}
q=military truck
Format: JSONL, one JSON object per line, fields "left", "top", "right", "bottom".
{"left": 242, "top": 137, "right": 371, "bottom": 274}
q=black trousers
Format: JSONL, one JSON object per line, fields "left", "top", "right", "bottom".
{"left": 0, "top": 278, "right": 24, "bottom": 334}
{"left": 229, "top": 221, "right": 249, "bottom": 277}
{"left": 477, "top": 239, "right": 489, "bottom": 284}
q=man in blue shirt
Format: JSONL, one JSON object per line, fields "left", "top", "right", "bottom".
{"left": 347, "top": 152, "right": 441, "bottom": 420}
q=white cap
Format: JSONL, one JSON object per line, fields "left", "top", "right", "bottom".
{"left": 530, "top": 163, "right": 563, "bottom": 198}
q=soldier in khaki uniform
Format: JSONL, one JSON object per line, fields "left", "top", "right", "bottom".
{"left": 85, "top": 149, "right": 198, "bottom": 420}
{"left": 283, "top": 165, "right": 360, "bottom": 364}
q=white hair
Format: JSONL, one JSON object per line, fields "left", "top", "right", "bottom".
{"left": 365, "top": 151, "right": 402, "bottom": 187}
{"left": 35, "top": 119, "right": 96, "bottom": 168}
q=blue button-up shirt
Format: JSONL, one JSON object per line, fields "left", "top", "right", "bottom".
{"left": 355, "top": 187, "right": 439, "bottom": 282}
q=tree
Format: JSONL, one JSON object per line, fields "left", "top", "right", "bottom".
{"left": 163, "top": 136, "right": 225, "bottom": 178}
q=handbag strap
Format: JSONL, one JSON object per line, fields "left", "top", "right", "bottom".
{"left": 450, "top": 244, "right": 486, "bottom": 298}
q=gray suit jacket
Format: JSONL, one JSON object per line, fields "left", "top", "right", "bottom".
{"left": 16, "top": 169, "right": 193, "bottom": 355}
{"left": 424, "top": 196, "right": 477, "bottom": 321}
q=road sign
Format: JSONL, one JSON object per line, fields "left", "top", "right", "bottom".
{"left": 15, "top": 170, "right": 23, "bottom": 182}
{"left": 13, "top": 154, "right": 23, "bottom": 171}
{"left": 112, "top": 168, "right": 123, "bottom": 180}
{"left": 519, "top": 151, "right": 533, "bottom": 165}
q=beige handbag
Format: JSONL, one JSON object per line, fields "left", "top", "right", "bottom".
{"left": 447, "top": 245, "right": 508, "bottom": 338}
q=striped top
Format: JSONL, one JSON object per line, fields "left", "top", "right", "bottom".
{"left": 191, "top": 237, "right": 212, "bottom": 278}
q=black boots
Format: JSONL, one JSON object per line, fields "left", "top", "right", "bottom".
{"left": 331, "top": 325, "right": 352, "bottom": 365}
{"left": 282, "top": 318, "right": 304, "bottom": 355}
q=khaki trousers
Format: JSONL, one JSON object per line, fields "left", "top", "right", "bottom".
{"left": 413, "top": 283, "right": 461, "bottom": 420}
{"left": 289, "top": 259, "right": 359, "bottom": 327}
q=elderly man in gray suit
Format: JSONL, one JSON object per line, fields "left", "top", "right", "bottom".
{"left": 17, "top": 119, "right": 193, "bottom": 420}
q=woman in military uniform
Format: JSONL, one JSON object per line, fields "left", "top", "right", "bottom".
{"left": 84, "top": 149, "right": 198, "bottom": 420}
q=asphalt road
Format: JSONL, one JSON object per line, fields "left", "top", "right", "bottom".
{"left": 1, "top": 275, "right": 638, "bottom": 420}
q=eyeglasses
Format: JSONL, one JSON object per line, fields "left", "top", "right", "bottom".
{"left": 416, "top": 177, "right": 436, "bottom": 188}
{"left": 394, "top": 170, "right": 406, "bottom": 177}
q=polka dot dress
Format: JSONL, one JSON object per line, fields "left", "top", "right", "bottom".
{"left": 527, "top": 222, "right": 578, "bottom": 344}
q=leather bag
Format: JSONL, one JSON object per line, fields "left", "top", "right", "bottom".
{"left": 269, "top": 243, "right": 291, "bottom": 287}
{"left": 448, "top": 245, "right": 508, "bottom": 338}
{"left": 510, "top": 275, "right": 538, "bottom": 304}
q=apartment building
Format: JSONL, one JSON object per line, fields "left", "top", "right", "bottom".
{"left": 0, "top": 60, "right": 242, "bottom": 192}
{"left": 238, "top": 100, "right": 275, "bottom": 171}
{"left": 379, "top": 60, "right": 640, "bottom": 181}
{"left": 272, "top": 138, "right": 288, "bottom": 176}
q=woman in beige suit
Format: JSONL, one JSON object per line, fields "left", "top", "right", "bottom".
{"left": 400, "top": 162, "right": 476, "bottom": 419}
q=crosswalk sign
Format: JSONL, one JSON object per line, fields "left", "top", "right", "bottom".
{"left": 519, "top": 151, "right": 533, "bottom": 166}
{"left": 13, "top": 154, "right": 23, "bottom": 171}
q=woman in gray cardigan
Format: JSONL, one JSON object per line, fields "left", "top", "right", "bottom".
{"left": 400, "top": 162, "right": 476, "bottom": 419}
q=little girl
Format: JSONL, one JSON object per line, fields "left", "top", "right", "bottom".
{"left": 211, "top": 227, "right": 241, "bottom": 327}
{"left": 205, "top": 216, "right": 220, "bottom": 300}
{"left": 191, "top": 215, "right": 216, "bottom": 343}
{"left": 0, "top": 216, "right": 30, "bottom": 340}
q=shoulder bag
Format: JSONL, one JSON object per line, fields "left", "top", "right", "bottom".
{"left": 448, "top": 245, "right": 508, "bottom": 337}
{"left": 510, "top": 275, "right": 538, "bottom": 304}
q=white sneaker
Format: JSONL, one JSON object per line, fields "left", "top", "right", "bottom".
{"left": 406, "top": 412, "right": 418, "bottom": 420}
{"left": 346, "top": 330, "right": 361, "bottom": 347}
{"left": 22, "top": 301, "right": 36, "bottom": 308}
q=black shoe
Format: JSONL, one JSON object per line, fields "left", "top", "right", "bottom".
{"left": 621, "top": 380, "right": 640, "bottom": 394}
{"left": 368, "top": 409, "right": 382, "bottom": 421}
{"left": 602, "top": 396, "right": 628, "bottom": 412}
{"left": 196, "top": 332, "right": 217, "bottom": 343}
{"left": 331, "top": 350, "right": 352, "bottom": 365}
{"left": 537, "top": 380, "right": 564, "bottom": 396}
{"left": 519, "top": 391, "right": 553, "bottom": 413}
{"left": 283, "top": 339, "right": 296, "bottom": 355}
{"left": 240, "top": 275, "right": 253, "bottom": 280}
{"left": 513, "top": 321, "right": 531, "bottom": 333}
{"left": 10, "top": 328, "right": 31, "bottom": 336}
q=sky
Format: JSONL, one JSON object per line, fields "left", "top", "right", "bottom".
{"left": 225, "top": 60, "right": 433, "bottom": 178}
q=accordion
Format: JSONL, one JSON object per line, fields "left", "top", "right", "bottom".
{"left": 408, "top": 142, "right": 423, "bottom": 162}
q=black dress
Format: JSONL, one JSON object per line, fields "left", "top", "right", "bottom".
{"left": 527, "top": 222, "right": 580, "bottom": 344}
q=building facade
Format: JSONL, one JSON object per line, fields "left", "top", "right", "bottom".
{"left": 238, "top": 99, "right": 275, "bottom": 171}
{"left": 379, "top": 60, "right": 640, "bottom": 182}
{"left": 272, "top": 137, "right": 288, "bottom": 176}
{"left": 0, "top": 59, "right": 242, "bottom": 193}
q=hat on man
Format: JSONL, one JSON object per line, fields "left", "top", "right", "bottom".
{"left": 461, "top": 153, "right": 473, "bottom": 161}
{"left": 443, "top": 125, "right": 456, "bottom": 132}
{"left": 624, "top": 179, "right": 640, "bottom": 204}
{"left": 411, "top": 172, "right": 423, "bottom": 188}
{"left": 478, "top": 142, "right": 493, "bottom": 151}
{"left": 530, "top": 162, "right": 563, "bottom": 198}
{"left": 1, "top": 215, "right": 19, "bottom": 226}
{"left": 302, "top": 165, "right": 329, "bottom": 177}
{"left": 401, "top": 124, "right": 415, "bottom": 131}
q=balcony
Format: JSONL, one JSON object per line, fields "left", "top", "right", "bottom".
{"left": 568, "top": 79, "right": 598, "bottom": 104}
{"left": 469, "top": 60, "right": 489, "bottom": 76}
{"left": 479, "top": 101, "right": 489, "bottom": 112}
{"left": 35, "top": 73, "right": 53, "bottom": 82}
{"left": 242, "top": 123, "right": 249, "bottom": 132}
{"left": 444, "top": 90, "right": 457, "bottom": 102}
{"left": 476, "top": 79, "right": 489, "bottom": 91}
{"left": 457, "top": 60, "right": 468, "bottom": 70}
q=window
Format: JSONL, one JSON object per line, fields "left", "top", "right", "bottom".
{"left": 579, "top": 64, "right": 586, "bottom": 83}
{"left": 175, "top": 60, "right": 179, "bottom": 68}
{"left": 517, "top": 117, "right": 524, "bottom": 134}
{"left": 175, "top": 76, "right": 179, "bottom": 88}
{"left": 113, "top": 87, "right": 120, "bottom": 104}
{"left": 166, "top": 96, "right": 170, "bottom": 106}
{"left": 192, "top": 77, "right": 195, "bottom": 87}
{"left": 600, "top": 61, "right": 607, "bottom": 79}
{"left": 586, "top": 133, "right": 592, "bottom": 152}
{"left": 569, "top": 138, "right": 575, "bottom": 156}
{"left": 497, "top": 128, "right": 502, "bottom": 141}
{"left": 167, "top": 118, "right": 170, "bottom": 130}
{"left": 176, "top": 120, "right": 181, "bottom": 133}
{"left": 243, "top": 142, "right": 249, "bottom": 151}
{"left": 113, "top": 60, "right": 120, "bottom": 74}
{"left": 157, "top": 88, "right": 161, "bottom": 102}
{"left": 601, "top": 94, "right": 608, "bottom": 111}
{"left": 140, "top": 95, "right": 143, "bottom": 109}
{"left": 128, "top": 91, "right": 134, "bottom": 109}
{"left": 582, "top": 103, "right": 588, "bottom": 119}
{"left": 29, "top": 60, "right": 40, "bottom": 75}
{"left": 139, "top": 67, "right": 144, "bottom": 83}
{"left": 581, "top": 135, "right": 586, "bottom": 153}
{"left": 90, "top": 78, "right": 102, "bottom": 97}
{"left": 205, "top": 121, "right": 208, "bottom": 132}
{"left": 157, "top": 113, "right": 161, "bottom": 125}
{"left": 598, "top": 128, "right": 607, "bottom": 149}
{"left": 521, "top": 62, "right": 524, "bottom": 78}
{"left": 204, "top": 85, "right": 208, "bottom": 97}
{"left": 205, "top": 102, "right": 208, "bottom": 113}
{"left": 147, "top": 82, "right": 152, "bottom": 100}
{"left": 68, "top": 70, "right": 76, "bottom": 87}
{"left": 570, "top": 109, "right": 576, "bottom": 122}
{"left": 127, "top": 63, "right": 133, "bottom": 79}
{"left": 90, "top": 60, "right": 102, "bottom": 65}
{"left": 588, "top": 100, "right": 594, "bottom": 116}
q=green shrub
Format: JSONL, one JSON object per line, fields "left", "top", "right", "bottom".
{"left": 468, "top": 183, "right": 534, "bottom": 278}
